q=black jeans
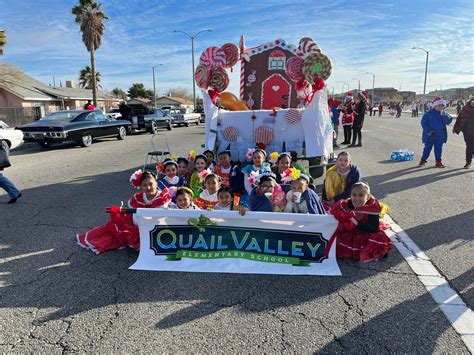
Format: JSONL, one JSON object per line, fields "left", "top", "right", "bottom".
{"left": 464, "top": 133, "right": 474, "bottom": 163}
{"left": 352, "top": 126, "right": 362, "bottom": 145}
{"left": 343, "top": 125, "right": 352, "bottom": 143}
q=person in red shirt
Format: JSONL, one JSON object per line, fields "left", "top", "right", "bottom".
{"left": 84, "top": 100, "right": 95, "bottom": 110}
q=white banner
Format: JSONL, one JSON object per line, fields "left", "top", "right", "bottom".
{"left": 130, "top": 209, "right": 341, "bottom": 276}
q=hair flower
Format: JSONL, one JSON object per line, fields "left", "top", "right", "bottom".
{"left": 269, "top": 151, "right": 279, "bottom": 164}
{"left": 187, "top": 150, "right": 197, "bottom": 162}
{"left": 198, "top": 168, "right": 212, "bottom": 182}
{"left": 246, "top": 148, "right": 255, "bottom": 160}
{"left": 129, "top": 169, "right": 143, "bottom": 189}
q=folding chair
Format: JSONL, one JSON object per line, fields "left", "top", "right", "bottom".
{"left": 143, "top": 133, "right": 171, "bottom": 173}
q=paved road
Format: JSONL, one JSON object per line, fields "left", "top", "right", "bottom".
{"left": 0, "top": 114, "right": 471, "bottom": 353}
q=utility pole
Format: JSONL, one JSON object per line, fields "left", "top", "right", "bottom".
{"left": 152, "top": 64, "right": 163, "bottom": 108}
{"left": 173, "top": 29, "right": 213, "bottom": 109}
{"left": 412, "top": 47, "right": 429, "bottom": 111}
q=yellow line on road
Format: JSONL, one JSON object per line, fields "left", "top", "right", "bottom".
{"left": 375, "top": 125, "right": 465, "bottom": 149}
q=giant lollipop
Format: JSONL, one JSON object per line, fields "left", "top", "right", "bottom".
{"left": 209, "top": 67, "right": 229, "bottom": 92}
{"left": 297, "top": 37, "right": 321, "bottom": 58}
{"left": 194, "top": 64, "right": 211, "bottom": 89}
{"left": 302, "top": 52, "right": 332, "bottom": 84}
{"left": 221, "top": 43, "right": 239, "bottom": 68}
{"left": 285, "top": 56, "right": 304, "bottom": 83}
{"left": 199, "top": 46, "right": 226, "bottom": 68}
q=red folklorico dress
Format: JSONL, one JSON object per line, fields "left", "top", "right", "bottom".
{"left": 76, "top": 189, "right": 171, "bottom": 254}
{"left": 331, "top": 196, "right": 393, "bottom": 262}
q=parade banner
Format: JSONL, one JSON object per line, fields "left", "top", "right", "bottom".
{"left": 130, "top": 209, "right": 341, "bottom": 276}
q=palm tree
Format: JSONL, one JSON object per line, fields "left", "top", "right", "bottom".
{"left": 79, "top": 65, "right": 102, "bottom": 89}
{"left": 0, "top": 30, "right": 6, "bottom": 56}
{"left": 72, "top": 0, "right": 107, "bottom": 106}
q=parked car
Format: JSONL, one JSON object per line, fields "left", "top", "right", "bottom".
{"left": 160, "top": 105, "right": 177, "bottom": 113}
{"left": 130, "top": 108, "right": 174, "bottom": 132}
{"left": 194, "top": 108, "right": 205, "bottom": 123}
{"left": 17, "top": 110, "right": 131, "bottom": 148}
{"left": 106, "top": 108, "right": 122, "bottom": 119}
{"left": 0, "top": 120, "right": 24, "bottom": 150}
{"left": 170, "top": 108, "right": 201, "bottom": 127}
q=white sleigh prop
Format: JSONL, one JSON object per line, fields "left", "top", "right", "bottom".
{"left": 203, "top": 88, "right": 333, "bottom": 163}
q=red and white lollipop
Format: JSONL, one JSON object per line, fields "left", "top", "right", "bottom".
{"left": 199, "top": 46, "right": 227, "bottom": 68}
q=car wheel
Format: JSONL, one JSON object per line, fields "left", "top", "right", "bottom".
{"left": 117, "top": 126, "right": 126, "bottom": 140}
{"left": 167, "top": 121, "right": 173, "bottom": 131}
{"left": 185, "top": 122, "right": 190, "bottom": 127}
{"left": 149, "top": 121, "right": 159, "bottom": 134}
{"left": 37, "top": 141, "right": 50, "bottom": 148}
{"left": 195, "top": 120, "right": 199, "bottom": 125}
{"left": 80, "top": 134, "right": 93, "bottom": 147}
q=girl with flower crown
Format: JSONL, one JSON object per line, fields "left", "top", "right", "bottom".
{"left": 77, "top": 170, "right": 172, "bottom": 254}
{"left": 157, "top": 160, "right": 187, "bottom": 191}
{"left": 282, "top": 169, "right": 325, "bottom": 214}
{"left": 189, "top": 154, "right": 208, "bottom": 197}
{"left": 242, "top": 148, "right": 270, "bottom": 195}
{"left": 170, "top": 187, "right": 200, "bottom": 210}
{"left": 194, "top": 172, "right": 221, "bottom": 210}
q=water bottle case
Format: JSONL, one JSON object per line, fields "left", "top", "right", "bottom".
{"left": 391, "top": 149, "right": 414, "bottom": 161}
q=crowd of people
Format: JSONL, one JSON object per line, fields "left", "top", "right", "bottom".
{"left": 328, "top": 91, "right": 368, "bottom": 148}
{"left": 77, "top": 149, "right": 393, "bottom": 263}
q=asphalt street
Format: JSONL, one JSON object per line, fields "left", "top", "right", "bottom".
{"left": 0, "top": 113, "right": 472, "bottom": 353}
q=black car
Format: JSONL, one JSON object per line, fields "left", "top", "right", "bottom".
{"left": 18, "top": 109, "right": 132, "bottom": 148}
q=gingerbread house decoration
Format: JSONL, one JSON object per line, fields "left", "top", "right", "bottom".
{"left": 240, "top": 38, "right": 298, "bottom": 110}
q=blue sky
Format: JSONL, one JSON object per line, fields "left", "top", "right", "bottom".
{"left": 1, "top": 0, "right": 473, "bottom": 96}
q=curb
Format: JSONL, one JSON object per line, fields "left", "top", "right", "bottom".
{"left": 385, "top": 215, "right": 473, "bottom": 352}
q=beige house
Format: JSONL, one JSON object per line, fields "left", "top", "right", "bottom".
{"left": 155, "top": 96, "right": 194, "bottom": 109}
{"left": 0, "top": 66, "right": 119, "bottom": 126}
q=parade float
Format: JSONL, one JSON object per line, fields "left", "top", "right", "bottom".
{"left": 126, "top": 36, "right": 342, "bottom": 276}
{"left": 195, "top": 36, "right": 334, "bottom": 178}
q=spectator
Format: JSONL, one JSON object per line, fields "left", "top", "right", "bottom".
{"left": 349, "top": 92, "right": 367, "bottom": 147}
{"left": 453, "top": 95, "right": 474, "bottom": 169}
{"left": 84, "top": 100, "right": 94, "bottom": 110}
{"left": 418, "top": 96, "right": 453, "bottom": 168}
{"left": 0, "top": 140, "right": 22, "bottom": 204}
{"left": 411, "top": 103, "right": 417, "bottom": 117}
{"left": 329, "top": 98, "right": 341, "bottom": 148}
{"left": 119, "top": 101, "right": 132, "bottom": 122}
{"left": 396, "top": 103, "right": 402, "bottom": 118}
{"left": 378, "top": 103, "right": 383, "bottom": 116}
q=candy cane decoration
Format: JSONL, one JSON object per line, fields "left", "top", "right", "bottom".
{"left": 239, "top": 34, "right": 246, "bottom": 100}
{"left": 240, "top": 56, "right": 246, "bottom": 100}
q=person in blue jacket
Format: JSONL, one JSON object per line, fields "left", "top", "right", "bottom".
{"left": 419, "top": 97, "right": 453, "bottom": 168}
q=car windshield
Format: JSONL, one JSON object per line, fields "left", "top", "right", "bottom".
{"left": 40, "top": 111, "right": 83, "bottom": 121}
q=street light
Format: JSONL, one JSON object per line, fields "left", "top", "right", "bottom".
{"left": 326, "top": 85, "right": 335, "bottom": 96}
{"left": 337, "top": 82, "right": 349, "bottom": 95}
{"left": 365, "top": 72, "right": 375, "bottom": 103}
{"left": 412, "top": 46, "right": 429, "bottom": 111}
{"left": 152, "top": 64, "right": 163, "bottom": 108}
{"left": 352, "top": 78, "right": 361, "bottom": 92}
{"left": 173, "top": 29, "right": 213, "bottom": 109}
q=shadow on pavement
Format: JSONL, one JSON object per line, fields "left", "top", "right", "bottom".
{"left": 403, "top": 210, "right": 474, "bottom": 307}
{"left": 365, "top": 166, "right": 472, "bottom": 199}
{"left": 317, "top": 270, "right": 470, "bottom": 353}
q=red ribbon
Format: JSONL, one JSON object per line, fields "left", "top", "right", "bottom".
{"left": 304, "top": 79, "right": 325, "bottom": 106}
{"left": 208, "top": 89, "right": 221, "bottom": 105}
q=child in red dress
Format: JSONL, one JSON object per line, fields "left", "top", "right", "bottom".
{"left": 331, "top": 182, "right": 392, "bottom": 262}
{"left": 194, "top": 173, "right": 221, "bottom": 210}
{"left": 76, "top": 171, "right": 171, "bottom": 254}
